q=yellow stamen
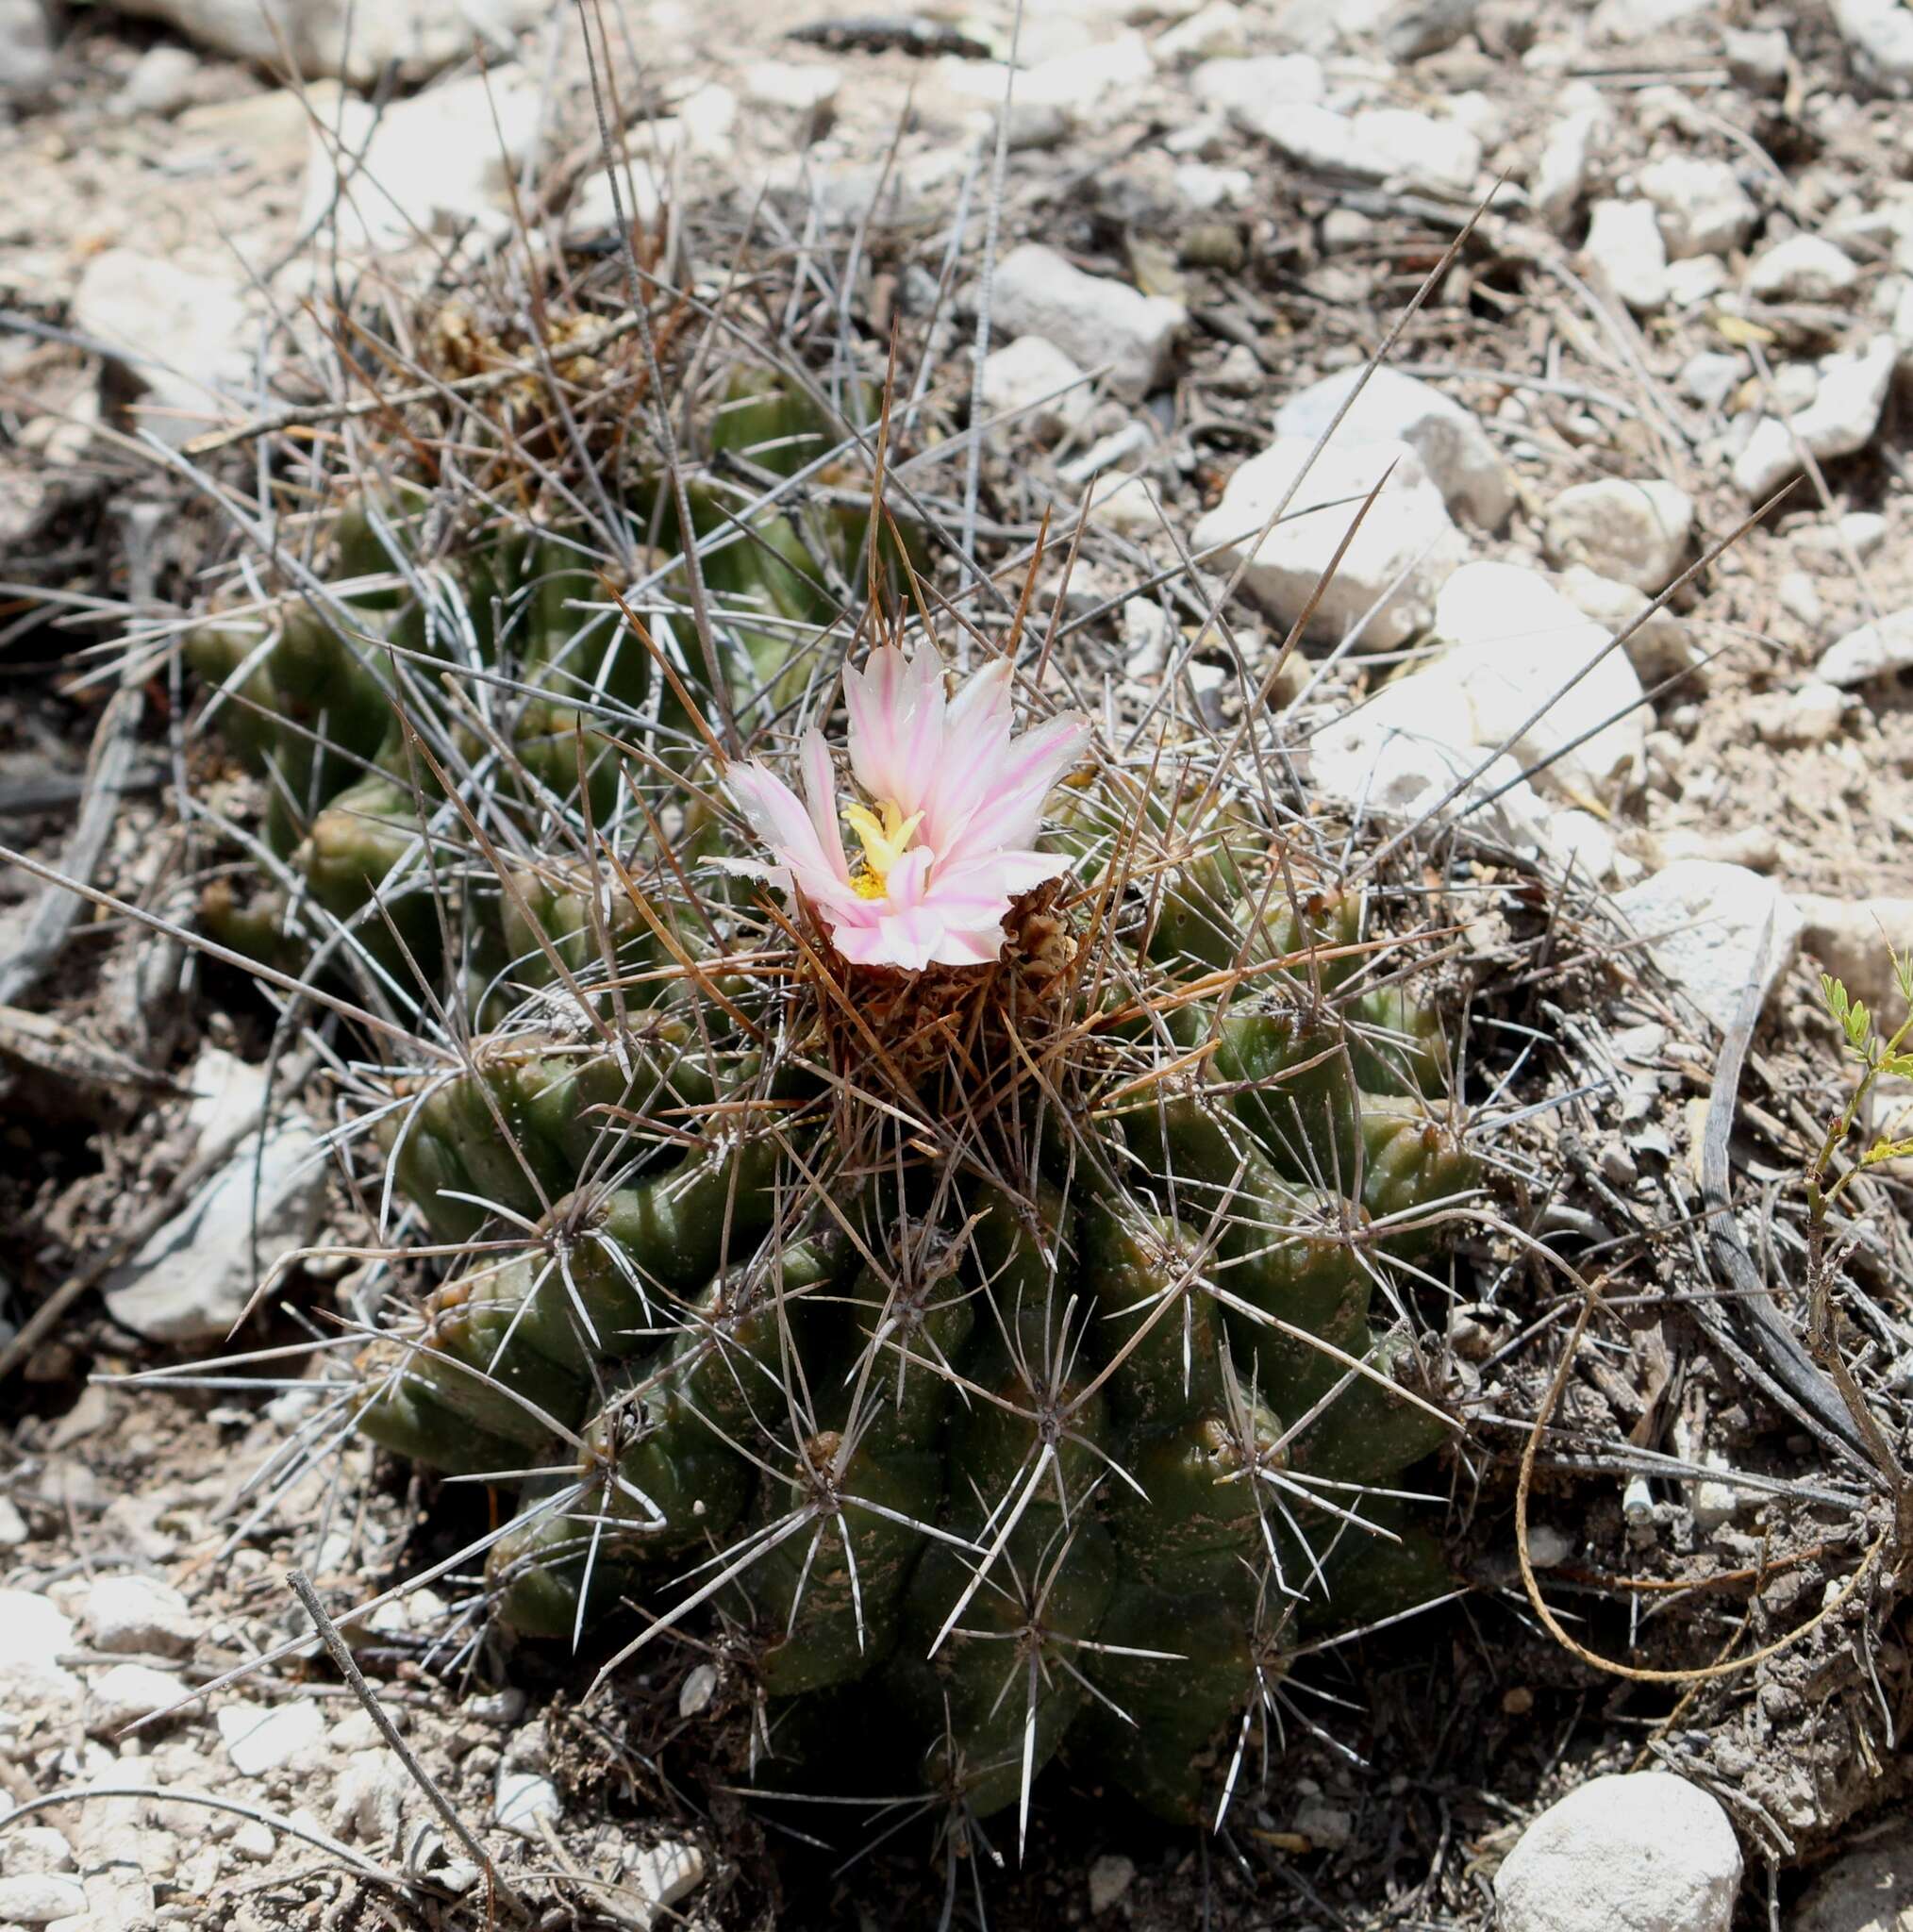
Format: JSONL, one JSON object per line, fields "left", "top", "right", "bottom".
{"left": 842, "top": 798, "right": 923, "bottom": 902}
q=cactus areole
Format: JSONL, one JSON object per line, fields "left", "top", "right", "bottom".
{"left": 188, "top": 384, "right": 1481, "bottom": 1842}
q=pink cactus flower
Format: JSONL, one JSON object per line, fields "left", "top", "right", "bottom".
{"left": 724, "top": 646, "right": 1090, "bottom": 972}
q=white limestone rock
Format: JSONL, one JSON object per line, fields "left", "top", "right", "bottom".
{"left": 1430, "top": 561, "right": 1648, "bottom": 796}
{"left": 0, "top": 1874, "right": 89, "bottom": 1925}
{"left": 72, "top": 250, "right": 251, "bottom": 448}
{"left": 1680, "top": 351, "right": 1745, "bottom": 409}
{"left": 106, "top": 0, "right": 542, "bottom": 87}
{"left": 677, "top": 83, "right": 738, "bottom": 156}
{"left": 331, "top": 1749, "right": 411, "bottom": 1843}
{"left": 979, "top": 336, "right": 1092, "bottom": 442}
{"left": 1174, "top": 161, "right": 1252, "bottom": 211}
{"left": 1189, "top": 53, "right": 1325, "bottom": 134}
{"left": 1747, "top": 234, "right": 1860, "bottom": 302}
{"left": 83, "top": 1574, "right": 198, "bottom": 1658}
{"left": 112, "top": 44, "right": 201, "bottom": 118}
{"left": 1589, "top": 0, "right": 1716, "bottom": 40}
{"left": 1306, "top": 681, "right": 1557, "bottom": 853}
{"left": 1725, "top": 27, "right": 1789, "bottom": 92}
{"left": 1273, "top": 366, "right": 1513, "bottom": 527}
{"left": 1533, "top": 89, "right": 1607, "bottom": 233}
{"left": 1253, "top": 103, "right": 1368, "bottom": 175}
{"left": 565, "top": 155, "right": 672, "bottom": 242}
{"left": 1157, "top": 2, "right": 1249, "bottom": 61}
{"left": 103, "top": 1114, "right": 325, "bottom": 1343}
{"left": 1637, "top": 155, "right": 1756, "bottom": 260}
{"left": 87, "top": 1662, "right": 189, "bottom": 1736}
{"left": 1189, "top": 436, "right": 1466, "bottom": 650}
{"left": 495, "top": 1769, "right": 562, "bottom": 1839}
{"left": 1613, "top": 862, "right": 1804, "bottom": 1021}
{"left": 1793, "top": 895, "right": 1913, "bottom": 1013}
{"left": 1819, "top": 608, "right": 1913, "bottom": 685}
{"left": 1835, "top": 0, "right": 1913, "bottom": 95}
{"left": 1748, "top": 680, "right": 1845, "bottom": 748}
{"left": 987, "top": 244, "right": 1186, "bottom": 400}
{"left": 1195, "top": 60, "right": 1475, "bottom": 195}
{"left": 1352, "top": 107, "right": 1482, "bottom": 197}
{"left": 1733, "top": 337, "right": 1897, "bottom": 496}
{"left": 1555, "top": 564, "right": 1697, "bottom": 684}
{"left": 0, "top": 1826, "right": 75, "bottom": 1875}
{"left": 624, "top": 1840, "right": 707, "bottom": 1929}
{"left": 0, "top": 0, "right": 56, "bottom": 98}
{"left": 217, "top": 1698, "right": 328, "bottom": 1777}
{"left": 1379, "top": 0, "right": 1479, "bottom": 60}
{"left": 1496, "top": 1773, "right": 1740, "bottom": 1932}
{"left": 1665, "top": 257, "right": 1730, "bottom": 308}
{"left": 740, "top": 60, "right": 840, "bottom": 131}
{"left": 0, "top": 1590, "right": 79, "bottom": 1707}
{"left": 1267, "top": 0, "right": 1384, "bottom": 49}
{"left": 938, "top": 31, "right": 1154, "bottom": 126}
{"left": 299, "top": 69, "right": 545, "bottom": 256}
{"left": 1544, "top": 478, "right": 1694, "bottom": 593}
{"left": 1583, "top": 199, "right": 1669, "bottom": 314}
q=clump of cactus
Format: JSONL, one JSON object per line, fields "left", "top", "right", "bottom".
{"left": 183, "top": 291, "right": 1484, "bottom": 1844}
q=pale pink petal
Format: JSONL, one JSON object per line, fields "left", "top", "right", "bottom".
{"left": 943, "top": 656, "right": 1012, "bottom": 743}
{"left": 927, "top": 849, "right": 1068, "bottom": 913}
{"left": 881, "top": 844, "right": 935, "bottom": 908}
{"left": 724, "top": 759, "right": 865, "bottom": 919}
{"left": 890, "top": 654, "right": 948, "bottom": 815}
{"left": 937, "top": 713, "right": 1090, "bottom": 867}
{"left": 845, "top": 646, "right": 950, "bottom": 817}
{"left": 727, "top": 761, "right": 829, "bottom": 875}
{"left": 927, "top": 924, "right": 1006, "bottom": 967}
{"left": 837, "top": 899, "right": 945, "bottom": 972}
{"left": 841, "top": 651, "right": 899, "bottom": 803}
{"left": 921, "top": 659, "right": 1014, "bottom": 847}
{"left": 799, "top": 729, "right": 849, "bottom": 876}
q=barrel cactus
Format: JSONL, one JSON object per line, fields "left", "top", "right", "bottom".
{"left": 184, "top": 331, "right": 1483, "bottom": 1842}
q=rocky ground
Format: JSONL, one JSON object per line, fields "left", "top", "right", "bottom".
{"left": 4, "top": 0, "right": 1913, "bottom": 1927}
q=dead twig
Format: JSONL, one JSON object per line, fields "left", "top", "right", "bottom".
{"left": 288, "top": 1568, "right": 531, "bottom": 1922}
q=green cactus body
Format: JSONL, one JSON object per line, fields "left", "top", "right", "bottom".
{"left": 891, "top": 1505, "right": 1117, "bottom": 1817}
{"left": 189, "top": 367, "right": 1488, "bottom": 1839}
{"left": 1070, "top": 1581, "right": 1261, "bottom": 1822}
{"left": 748, "top": 1421, "right": 946, "bottom": 1695}
{"left": 1358, "top": 1094, "right": 1480, "bottom": 1257}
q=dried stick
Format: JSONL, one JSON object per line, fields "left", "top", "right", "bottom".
{"left": 288, "top": 1568, "right": 530, "bottom": 1922}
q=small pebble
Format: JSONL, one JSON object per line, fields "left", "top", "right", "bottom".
{"left": 0, "top": 1874, "right": 89, "bottom": 1924}
{"left": 0, "top": 1827, "right": 75, "bottom": 1877}
{"left": 1295, "top": 1798, "right": 1354, "bottom": 1850}
{"left": 678, "top": 1663, "right": 719, "bottom": 1718}
{"left": 495, "top": 1769, "right": 562, "bottom": 1839}
{"left": 1776, "top": 570, "right": 1823, "bottom": 628}
{"left": 86, "top": 1661, "right": 188, "bottom": 1736}
{"left": 1583, "top": 199, "right": 1668, "bottom": 313}
{"left": 1748, "top": 234, "right": 1860, "bottom": 302}
{"left": 1088, "top": 1853, "right": 1137, "bottom": 1913}
{"left": 217, "top": 1698, "right": 326, "bottom": 1776}
{"left": 1495, "top": 1774, "right": 1740, "bottom": 1932}
{"left": 83, "top": 1574, "right": 199, "bottom": 1658}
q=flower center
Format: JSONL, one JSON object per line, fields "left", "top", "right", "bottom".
{"left": 843, "top": 798, "right": 923, "bottom": 902}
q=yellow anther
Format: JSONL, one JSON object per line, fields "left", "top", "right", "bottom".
{"left": 842, "top": 798, "right": 923, "bottom": 898}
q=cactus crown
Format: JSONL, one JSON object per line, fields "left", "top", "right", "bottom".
{"left": 182, "top": 298, "right": 1484, "bottom": 1848}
